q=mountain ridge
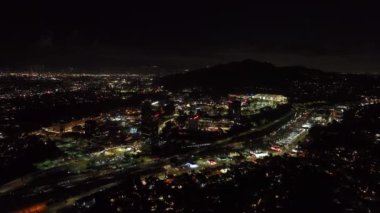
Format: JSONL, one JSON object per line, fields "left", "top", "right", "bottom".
{"left": 159, "top": 59, "right": 331, "bottom": 91}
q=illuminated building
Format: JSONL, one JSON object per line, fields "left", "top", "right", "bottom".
{"left": 141, "top": 100, "right": 159, "bottom": 144}
{"left": 188, "top": 115, "right": 200, "bottom": 131}
{"left": 252, "top": 94, "right": 287, "bottom": 103}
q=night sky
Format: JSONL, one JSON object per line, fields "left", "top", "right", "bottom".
{"left": 1, "top": 1, "right": 380, "bottom": 74}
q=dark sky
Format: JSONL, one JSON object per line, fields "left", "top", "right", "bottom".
{"left": 1, "top": 1, "right": 380, "bottom": 73}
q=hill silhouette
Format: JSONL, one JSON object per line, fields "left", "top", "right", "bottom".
{"left": 159, "top": 59, "right": 329, "bottom": 92}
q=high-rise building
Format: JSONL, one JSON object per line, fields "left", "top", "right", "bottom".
{"left": 188, "top": 115, "right": 200, "bottom": 131}
{"left": 141, "top": 100, "right": 159, "bottom": 143}
{"left": 84, "top": 120, "right": 98, "bottom": 136}
{"left": 228, "top": 100, "right": 241, "bottom": 120}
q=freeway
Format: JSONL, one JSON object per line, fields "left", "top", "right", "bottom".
{"left": 158, "top": 115, "right": 177, "bottom": 134}
{"left": 46, "top": 181, "right": 122, "bottom": 213}
{"left": 0, "top": 107, "right": 306, "bottom": 212}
